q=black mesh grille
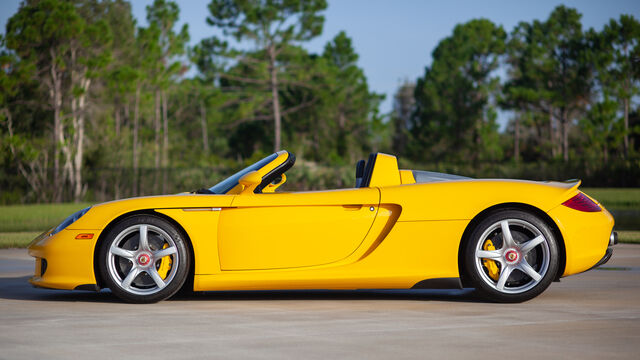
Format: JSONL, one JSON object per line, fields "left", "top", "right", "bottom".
{"left": 40, "top": 258, "right": 47, "bottom": 277}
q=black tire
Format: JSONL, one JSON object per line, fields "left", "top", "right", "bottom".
{"left": 98, "top": 215, "right": 190, "bottom": 303}
{"left": 463, "top": 209, "right": 559, "bottom": 303}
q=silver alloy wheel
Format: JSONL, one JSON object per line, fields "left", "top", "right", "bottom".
{"left": 107, "top": 224, "right": 179, "bottom": 296}
{"left": 474, "top": 219, "right": 550, "bottom": 294}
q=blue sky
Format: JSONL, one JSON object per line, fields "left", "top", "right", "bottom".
{"left": 2, "top": 0, "right": 639, "bottom": 117}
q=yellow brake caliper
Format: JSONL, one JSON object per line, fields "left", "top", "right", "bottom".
{"left": 157, "top": 243, "right": 172, "bottom": 279}
{"left": 483, "top": 239, "right": 500, "bottom": 281}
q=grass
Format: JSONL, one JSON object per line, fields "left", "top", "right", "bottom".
{"left": 0, "top": 232, "right": 41, "bottom": 249}
{"left": 0, "top": 202, "right": 93, "bottom": 233}
{"left": 618, "top": 231, "right": 640, "bottom": 244}
{"left": 581, "top": 188, "right": 640, "bottom": 210}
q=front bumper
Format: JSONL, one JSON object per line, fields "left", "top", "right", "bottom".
{"left": 28, "top": 228, "right": 102, "bottom": 290}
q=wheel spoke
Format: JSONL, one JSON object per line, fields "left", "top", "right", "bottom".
{"left": 138, "top": 225, "right": 149, "bottom": 251}
{"left": 520, "top": 235, "right": 545, "bottom": 255}
{"left": 121, "top": 267, "right": 141, "bottom": 290}
{"left": 496, "top": 265, "right": 514, "bottom": 291}
{"left": 146, "top": 268, "right": 166, "bottom": 289}
{"left": 518, "top": 262, "right": 542, "bottom": 282}
{"left": 110, "top": 246, "right": 135, "bottom": 260}
{"left": 153, "top": 246, "right": 177, "bottom": 260}
{"left": 500, "top": 220, "right": 515, "bottom": 248}
{"left": 476, "top": 249, "right": 502, "bottom": 260}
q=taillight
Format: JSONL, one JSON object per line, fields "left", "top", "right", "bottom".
{"left": 562, "top": 193, "right": 601, "bottom": 212}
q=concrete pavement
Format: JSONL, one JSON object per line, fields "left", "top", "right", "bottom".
{"left": 0, "top": 245, "right": 639, "bottom": 359}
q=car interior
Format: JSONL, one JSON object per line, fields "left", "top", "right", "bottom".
{"left": 356, "top": 153, "right": 377, "bottom": 188}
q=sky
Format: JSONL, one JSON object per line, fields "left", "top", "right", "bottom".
{"left": 1, "top": 0, "right": 639, "bottom": 118}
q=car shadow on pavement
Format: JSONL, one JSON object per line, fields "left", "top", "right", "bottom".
{"left": 0, "top": 275, "right": 485, "bottom": 303}
{"left": 172, "top": 288, "right": 483, "bottom": 303}
{"left": 0, "top": 276, "right": 119, "bottom": 303}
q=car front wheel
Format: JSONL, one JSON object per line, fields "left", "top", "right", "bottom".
{"left": 98, "top": 215, "right": 190, "bottom": 303}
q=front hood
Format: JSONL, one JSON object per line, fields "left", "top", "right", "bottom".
{"left": 67, "top": 193, "right": 235, "bottom": 230}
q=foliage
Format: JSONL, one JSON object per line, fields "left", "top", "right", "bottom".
{"left": 201, "top": 0, "right": 327, "bottom": 152}
{"left": 0, "top": 2, "right": 639, "bottom": 205}
{"left": 412, "top": 19, "right": 506, "bottom": 163}
{"left": 618, "top": 231, "right": 640, "bottom": 244}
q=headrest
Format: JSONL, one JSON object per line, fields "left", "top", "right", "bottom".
{"left": 355, "top": 159, "right": 366, "bottom": 188}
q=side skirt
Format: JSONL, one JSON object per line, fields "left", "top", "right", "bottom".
{"left": 411, "top": 277, "right": 462, "bottom": 290}
{"left": 74, "top": 284, "right": 101, "bottom": 292}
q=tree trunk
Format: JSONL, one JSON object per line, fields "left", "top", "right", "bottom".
{"left": 69, "top": 49, "right": 79, "bottom": 202}
{"left": 548, "top": 106, "right": 556, "bottom": 159}
{"left": 623, "top": 97, "right": 629, "bottom": 158}
{"left": 115, "top": 98, "right": 121, "bottom": 137}
{"left": 73, "top": 77, "right": 91, "bottom": 202}
{"left": 268, "top": 45, "right": 282, "bottom": 152}
{"left": 337, "top": 111, "right": 346, "bottom": 157}
{"left": 133, "top": 84, "right": 141, "bottom": 197}
{"left": 514, "top": 116, "right": 520, "bottom": 162}
{"left": 50, "top": 49, "right": 63, "bottom": 202}
{"left": 154, "top": 90, "right": 161, "bottom": 192}
{"left": 562, "top": 110, "right": 569, "bottom": 163}
{"left": 124, "top": 99, "right": 130, "bottom": 125}
{"left": 200, "top": 99, "right": 209, "bottom": 154}
{"left": 162, "top": 90, "right": 169, "bottom": 194}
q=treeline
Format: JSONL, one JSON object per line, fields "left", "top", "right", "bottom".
{"left": 394, "top": 6, "right": 640, "bottom": 170}
{"left": 0, "top": 1, "right": 638, "bottom": 204}
{"left": 1, "top": 0, "right": 384, "bottom": 203}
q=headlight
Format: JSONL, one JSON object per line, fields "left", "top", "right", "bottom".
{"left": 50, "top": 207, "right": 91, "bottom": 236}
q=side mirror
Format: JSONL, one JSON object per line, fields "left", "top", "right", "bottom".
{"left": 238, "top": 170, "right": 262, "bottom": 195}
{"left": 263, "top": 174, "right": 287, "bottom": 193}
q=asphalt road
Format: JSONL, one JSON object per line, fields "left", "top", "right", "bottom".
{"left": 1, "top": 245, "right": 639, "bottom": 359}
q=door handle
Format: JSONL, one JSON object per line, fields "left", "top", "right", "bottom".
{"left": 342, "top": 205, "right": 363, "bottom": 210}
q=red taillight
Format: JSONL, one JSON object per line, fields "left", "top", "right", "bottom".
{"left": 562, "top": 193, "right": 601, "bottom": 212}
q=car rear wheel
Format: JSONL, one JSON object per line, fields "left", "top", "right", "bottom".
{"left": 463, "top": 209, "right": 559, "bottom": 303}
{"left": 98, "top": 215, "right": 190, "bottom": 303}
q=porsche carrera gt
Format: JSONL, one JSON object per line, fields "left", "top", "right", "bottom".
{"left": 28, "top": 150, "right": 616, "bottom": 303}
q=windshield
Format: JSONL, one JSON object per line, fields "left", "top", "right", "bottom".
{"left": 208, "top": 153, "right": 278, "bottom": 194}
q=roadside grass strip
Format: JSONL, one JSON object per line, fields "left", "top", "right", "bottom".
{"left": 0, "top": 232, "right": 41, "bottom": 249}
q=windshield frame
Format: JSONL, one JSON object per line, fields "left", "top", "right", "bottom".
{"left": 207, "top": 153, "right": 279, "bottom": 194}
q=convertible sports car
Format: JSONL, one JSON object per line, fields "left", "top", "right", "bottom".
{"left": 28, "top": 150, "right": 616, "bottom": 303}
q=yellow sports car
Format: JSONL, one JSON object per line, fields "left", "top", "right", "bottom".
{"left": 28, "top": 151, "right": 616, "bottom": 303}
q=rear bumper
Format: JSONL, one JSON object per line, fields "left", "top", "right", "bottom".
{"left": 588, "top": 231, "right": 618, "bottom": 270}
{"left": 589, "top": 247, "right": 613, "bottom": 270}
{"left": 548, "top": 205, "right": 615, "bottom": 276}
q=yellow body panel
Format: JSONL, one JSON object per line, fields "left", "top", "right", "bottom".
{"left": 28, "top": 229, "right": 102, "bottom": 289}
{"left": 368, "top": 153, "right": 401, "bottom": 187}
{"left": 195, "top": 219, "right": 465, "bottom": 290}
{"left": 548, "top": 203, "right": 614, "bottom": 276}
{"left": 219, "top": 188, "right": 379, "bottom": 270}
{"left": 28, "top": 151, "right": 616, "bottom": 293}
{"left": 382, "top": 179, "right": 579, "bottom": 221}
{"left": 69, "top": 194, "right": 235, "bottom": 230}
{"left": 154, "top": 208, "right": 223, "bottom": 275}
{"left": 399, "top": 170, "right": 416, "bottom": 184}
{"left": 218, "top": 205, "right": 377, "bottom": 270}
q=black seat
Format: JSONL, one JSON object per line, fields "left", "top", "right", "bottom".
{"left": 355, "top": 160, "right": 365, "bottom": 187}
{"left": 358, "top": 153, "right": 377, "bottom": 188}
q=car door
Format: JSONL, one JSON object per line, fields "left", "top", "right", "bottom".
{"left": 217, "top": 188, "right": 380, "bottom": 270}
